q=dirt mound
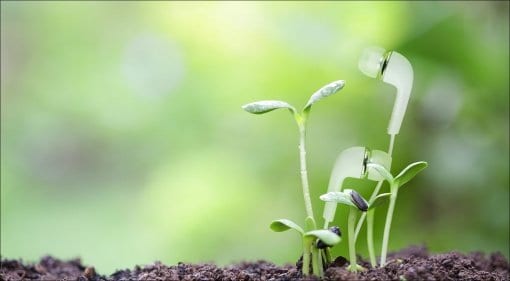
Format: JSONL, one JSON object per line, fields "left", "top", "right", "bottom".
{"left": 1, "top": 246, "right": 508, "bottom": 280}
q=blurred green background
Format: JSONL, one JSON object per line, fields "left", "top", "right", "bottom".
{"left": 1, "top": 1, "right": 508, "bottom": 275}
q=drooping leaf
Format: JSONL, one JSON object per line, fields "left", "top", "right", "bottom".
{"left": 368, "top": 193, "right": 391, "bottom": 210}
{"left": 303, "top": 80, "right": 345, "bottom": 112}
{"left": 395, "top": 161, "right": 428, "bottom": 188}
{"left": 242, "top": 100, "right": 296, "bottom": 114}
{"left": 270, "top": 219, "right": 304, "bottom": 234}
{"left": 304, "top": 230, "right": 341, "bottom": 247}
{"left": 366, "top": 163, "right": 394, "bottom": 184}
{"left": 320, "top": 191, "right": 356, "bottom": 208}
{"left": 304, "top": 216, "right": 316, "bottom": 232}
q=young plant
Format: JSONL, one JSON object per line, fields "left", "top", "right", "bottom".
{"left": 366, "top": 161, "right": 428, "bottom": 266}
{"left": 320, "top": 189, "right": 381, "bottom": 272}
{"left": 270, "top": 219, "right": 341, "bottom": 277}
{"left": 242, "top": 80, "right": 345, "bottom": 276}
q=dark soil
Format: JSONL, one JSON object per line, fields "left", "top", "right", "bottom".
{"left": 1, "top": 246, "right": 508, "bottom": 281}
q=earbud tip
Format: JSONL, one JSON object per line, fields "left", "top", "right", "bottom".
{"left": 358, "top": 47, "right": 386, "bottom": 78}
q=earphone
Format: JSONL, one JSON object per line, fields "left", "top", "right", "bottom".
{"left": 322, "top": 147, "right": 391, "bottom": 226}
{"left": 322, "top": 47, "right": 413, "bottom": 227}
{"left": 359, "top": 47, "right": 414, "bottom": 136}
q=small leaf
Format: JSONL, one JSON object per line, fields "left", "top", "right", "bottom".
{"left": 394, "top": 161, "right": 428, "bottom": 188}
{"left": 320, "top": 191, "right": 356, "bottom": 208}
{"left": 270, "top": 219, "right": 304, "bottom": 234}
{"left": 304, "top": 230, "right": 341, "bottom": 247}
{"left": 366, "top": 163, "right": 394, "bottom": 183}
{"left": 303, "top": 80, "right": 345, "bottom": 112}
{"left": 242, "top": 100, "right": 296, "bottom": 114}
{"left": 368, "top": 193, "right": 391, "bottom": 210}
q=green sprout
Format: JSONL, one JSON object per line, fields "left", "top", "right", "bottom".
{"left": 270, "top": 219, "right": 341, "bottom": 277}
{"left": 320, "top": 189, "right": 383, "bottom": 272}
{"left": 242, "top": 80, "right": 345, "bottom": 276}
{"left": 366, "top": 161, "right": 428, "bottom": 266}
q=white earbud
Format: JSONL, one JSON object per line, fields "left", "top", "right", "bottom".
{"left": 322, "top": 146, "right": 392, "bottom": 226}
{"left": 359, "top": 47, "right": 414, "bottom": 135}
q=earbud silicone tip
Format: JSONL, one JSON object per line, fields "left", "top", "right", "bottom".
{"left": 358, "top": 47, "right": 386, "bottom": 78}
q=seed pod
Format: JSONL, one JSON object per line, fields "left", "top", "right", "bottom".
{"left": 350, "top": 190, "right": 368, "bottom": 212}
{"left": 316, "top": 226, "right": 342, "bottom": 249}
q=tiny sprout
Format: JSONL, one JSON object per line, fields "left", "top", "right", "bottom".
{"left": 320, "top": 189, "right": 369, "bottom": 272}
{"left": 366, "top": 161, "right": 428, "bottom": 267}
{"left": 244, "top": 80, "right": 345, "bottom": 277}
{"left": 270, "top": 219, "right": 340, "bottom": 277}
{"left": 243, "top": 80, "right": 345, "bottom": 223}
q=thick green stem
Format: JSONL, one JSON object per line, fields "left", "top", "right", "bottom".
{"left": 298, "top": 122, "right": 314, "bottom": 220}
{"left": 366, "top": 210, "right": 376, "bottom": 267}
{"left": 348, "top": 207, "right": 358, "bottom": 272}
{"left": 302, "top": 240, "right": 311, "bottom": 275}
{"left": 380, "top": 190, "right": 398, "bottom": 267}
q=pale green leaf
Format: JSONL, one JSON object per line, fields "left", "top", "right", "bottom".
{"left": 304, "top": 230, "right": 341, "bottom": 246}
{"left": 242, "top": 100, "right": 296, "bottom": 114}
{"left": 368, "top": 193, "right": 391, "bottom": 210}
{"left": 320, "top": 191, "right": 356, "bottom": 208}
{"left": 366, "top": 163, "right": 394, "bottom": 183}
{"left": 395, "top": 161, "right": 428, "bottom": 188}
{"left": 270, "top": 219, "right": 304, "bottom": 234}
{"left": 303, "top": 80, "right": 345, "bottom": 112}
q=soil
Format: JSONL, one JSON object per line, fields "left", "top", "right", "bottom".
{"left": 1, "top": 246, "right": 508, "bottom": 281}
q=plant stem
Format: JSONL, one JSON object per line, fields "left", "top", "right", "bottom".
{"left": 380, "top": 189, "right": 397, "bottom": 267}
{"left": 353, "top": 180, "right": 384, "bottom": 241}
{"left": 366, "top": 210, "right": 376, "bottom": 267}
{"left": 312, "top": 246, "right": 323, "bottom": 277}
{"left": 347, "top": 207, "right": 358, "bottom": 272}
{"left": 318, "top": 249, "right": 324, "bottom": 276}
{"left": 302, "top": 239, "right": 311, "bottom": 275}
{"left": 324, "top": 248, "right": 332, "bottom": 265}
{"left": 298, "top": 122, "right": 314, "bottom": 220}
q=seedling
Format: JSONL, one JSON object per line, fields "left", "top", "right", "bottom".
{"left": 366, "top": 161, "right": 428, "bottom": 266}
{"left": 320, "top": 189, "right": 389, "bottom": 272}
{"left": 242, "top": 80, "right": 345, "bottom": 276}
{"left": 270, "top": 219, "right": 341, "bottom": 277}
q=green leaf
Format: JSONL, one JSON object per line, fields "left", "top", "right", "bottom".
{"left": 304, "top": 230, "right": 341, "bottom": 247}
{"left": 320, "top": 191, "right": 356, "bottom": 208}
{"left": 394, "top": 161, "right": 428, "bottom": 188}
{"left": 366, "top": 163, "right": 394, "bottom": 183}
{"left": 270, "top": 219, "right": 304, "bottom": 234}
{"left": 368, "top": 193, "right": 391, "bottom": 210}
{"left": 303, "top": 80, "right": 345, "bottom": 112}
{"left": 242, "top": 100, "right": 296, "bottom": 114}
